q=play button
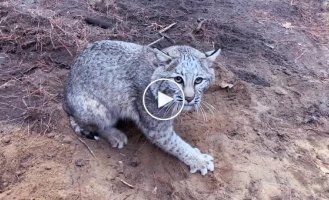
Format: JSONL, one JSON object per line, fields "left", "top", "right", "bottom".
{"left": 143, "top": 78, "right": 185, "bottom": 120}
{"left": 157, "top": 91, "right": 173, "bottom": 108}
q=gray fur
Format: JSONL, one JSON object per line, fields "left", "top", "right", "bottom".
{"left": 64, "top": 40, "right": 220, "bottom": 175}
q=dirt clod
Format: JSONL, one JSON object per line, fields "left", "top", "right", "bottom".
{"left": 1, "top": 137, "right": 11, "bottom": 144}
{"left": 75, "top": 159, "right": 86, "bottom": 167}
{"left": 44, "top": 165, "right": 52, "bottom": 170}
{"left": 46, "top": 133, "right": 56, "bottom": 138}
{"left": 62, "top": 136, "right": 72, "bottom": 144}
{"left": 128, "top": 157, "right": 141, "bottom": 167}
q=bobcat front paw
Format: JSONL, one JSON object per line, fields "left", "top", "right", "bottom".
{"left": 188, "top": 148, "right": 214, "bottom": 175}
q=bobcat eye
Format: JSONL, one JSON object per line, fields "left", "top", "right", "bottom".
{"left": 174, "top": 76, "right": 184, "bottom": 84}
{"left": 194, "top": 77, "right": 203, "bottom": 84}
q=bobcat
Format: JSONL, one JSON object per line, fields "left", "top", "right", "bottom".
{"left": 64, "top": 40, "right": 220, "bottom": 175}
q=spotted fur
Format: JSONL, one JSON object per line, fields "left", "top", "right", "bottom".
{"left": 64, "top": 40, "right": 220, "bottom": 175}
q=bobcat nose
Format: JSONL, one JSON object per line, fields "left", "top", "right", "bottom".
{"left": 185, "top": 96, "right": 194, "bottom": 103}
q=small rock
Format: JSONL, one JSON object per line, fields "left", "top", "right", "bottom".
{"left": 316, "top": 154, "right": 329, "bottom": 164}
{"left": 277, "top": 132, "right": 285, "bottom": 137}
{"left": 273, "top": 87, "right": 287, "bottom": 95}
{"left": 152, "top": 187, "right": 157, "bottom": 194}
{"left": 44, "top": 165, "right": 52, "bottom": 170}
{"left": 219, "top": 81, "right": 234, "bottom": 89}
{"left": 128, "top": 157, "right": 141, "bottom": 167}
{"left": 281, "top": 21, "right": 292, "bottom": 29}
{"left": 62, "top": 136, "right": 72, "bottom": 144}
{"left": 304, "top": 115, "right": 320, "bottom": 124}
{"left": 1, "top": 136, "right": 11, "bottom": 144}
{"left": 75, "top": 159, "right": 86, "bottom": 167}
{"left": 46, "top": 153, "right": 55, "bottom": 159}
{"left": 46, "top": 132, "right": 56, "bottom": 138}
{"left": 15, "top": 171, "right": 24, "bottom": 176}
{"left": 2, "top": 182, "right": 8, "bottom": 187}
{"left": 118, "top": 161, "right": 124, "bottom": 173}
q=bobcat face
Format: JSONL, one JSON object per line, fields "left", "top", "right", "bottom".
{"left": 151, "top": 46, "right": 220, "bottom": 112}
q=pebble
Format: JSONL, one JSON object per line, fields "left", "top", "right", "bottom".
{"left": 46, "top": 132, "right": 56, "bottom": 138}
{"left": 44, "top": 165, "right": 52, "bottom": 170}
{"left": 273, "top": 87, "right": 287, "bottom": 95}
{"left": 316, "top": 154, "right": 329, "bottom": 164}
{"left": 15, "top": 171, "right": 24, "bottom": 176}
{"left": 75, "top": 159, "right": 86, "bottom": 167}
{"left": 62, "top": 136, "right": 72, "bottom": 144}
{"left": 118, "top": 161, "right": 124, "bottom": 173}
{"left": 1, "top": 136, "right": 11, "bottom": 144}
{"left": 128, "top": 157, "right": 141, "bottom": 167}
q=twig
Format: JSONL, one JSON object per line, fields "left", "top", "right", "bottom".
{"left": 159, "top": 22, "right": 176, "bottom": 33}
{"left": 49, "top": 22, "right": 56, "bottom": 49}
{"left": 294, "top": 49, "right": 306, "bottom": 63}
{"left": 147, "top": 36, "right": 164, "bottom": 47}
{"left": 159, "top": 32, "right": 175, "bottom": 44}
{"left": 195, "top": 19, "right": 207, "bottom": 32}
{"left": 147, "top": 22, "right": 177, "bottom": 46}
{"left": 119, "top": 179, "right": 135, "bottom": 189}
{"left": 27, "top": 122, "right": 30, "bottom": 136}
{"left": 78, "top": 137, "right": 96, "bottom": 158}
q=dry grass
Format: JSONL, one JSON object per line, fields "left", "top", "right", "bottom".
{"left": 0, "top": 0, "right": 328, "bottom": 135}
{"left": 0, "top": 2, "right": 143, "bottom": 135}
{"left": 0, "top": 5, "right": 89, "bottom": 134}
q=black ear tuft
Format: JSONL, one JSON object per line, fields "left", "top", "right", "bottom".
{"left": 205, "top": 48, "right": 221, "bottom": 62}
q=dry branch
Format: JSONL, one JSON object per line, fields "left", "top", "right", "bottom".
{"left": 159, "top": 22, "right": 176, "bottom": 33}
{"left": 147, "top": 22, "right": 176, "bottom": 47}
{"left": 195, "top": 19, "right": 207, "bottom": 32}
{"left": 119, "top": 179, "right": 135, "bottom": 189}
{"left": 147, "top": 36, "right": 164, "bottom": 47}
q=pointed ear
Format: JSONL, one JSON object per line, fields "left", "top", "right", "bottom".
{"left": 205, "top": 48, "right": 221, "bottom": 62}
{"left": 153, "top": 48, "right": 172, "bottom": 63}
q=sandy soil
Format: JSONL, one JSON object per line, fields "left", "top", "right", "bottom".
{"left": 0, "top": 0, "right": 329, "bottom": 199}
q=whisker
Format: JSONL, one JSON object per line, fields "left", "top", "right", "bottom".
{"left": 200, "top": 105, "right": 207, "bottom": 121}
{"left": 203, "top": 101, "right": 217, "bottom": 111}
{"left": 171, "top": 103, "right": 178, "bottom": 116}
{"left": 157, "top": 101, "right": 174, "bottom": 114}
{"left": 164, "top": 101, "right": 175, "bottom": 117}
{"left": 203, "top": 105, "right": 208, "bottom": 121}
{"left": 201, "top": 101, "right": 215, "bottom": 115}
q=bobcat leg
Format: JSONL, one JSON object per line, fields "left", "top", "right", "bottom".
{"left": 142, "top": 125, "right": 214, "bottom": 175}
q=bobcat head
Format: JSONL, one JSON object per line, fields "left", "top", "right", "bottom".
{"left": 150, "top": 46, "right": 220, "bottom": 112}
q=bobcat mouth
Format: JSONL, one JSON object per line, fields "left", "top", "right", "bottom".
{"left": 183, "top": 104, "right": 195, "bottom": 111}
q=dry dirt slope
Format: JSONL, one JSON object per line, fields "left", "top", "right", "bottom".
{"left": 0, "top": 0, "right": 329, "bottom": 199}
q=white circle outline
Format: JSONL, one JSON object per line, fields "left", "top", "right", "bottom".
{"left": 142, "top": 78, "right": 185, "bottom": 121}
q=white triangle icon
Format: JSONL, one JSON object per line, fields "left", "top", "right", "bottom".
{"left": 157, "top": 92, "right": 174, "bottom": 108}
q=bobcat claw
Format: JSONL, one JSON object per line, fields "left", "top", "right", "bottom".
{"left": 188, "top": 149, "right": 214, "bottom": 175}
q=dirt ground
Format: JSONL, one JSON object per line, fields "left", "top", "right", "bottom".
{"left": 0, "top": 0, "right": 329, "bottom": 199}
